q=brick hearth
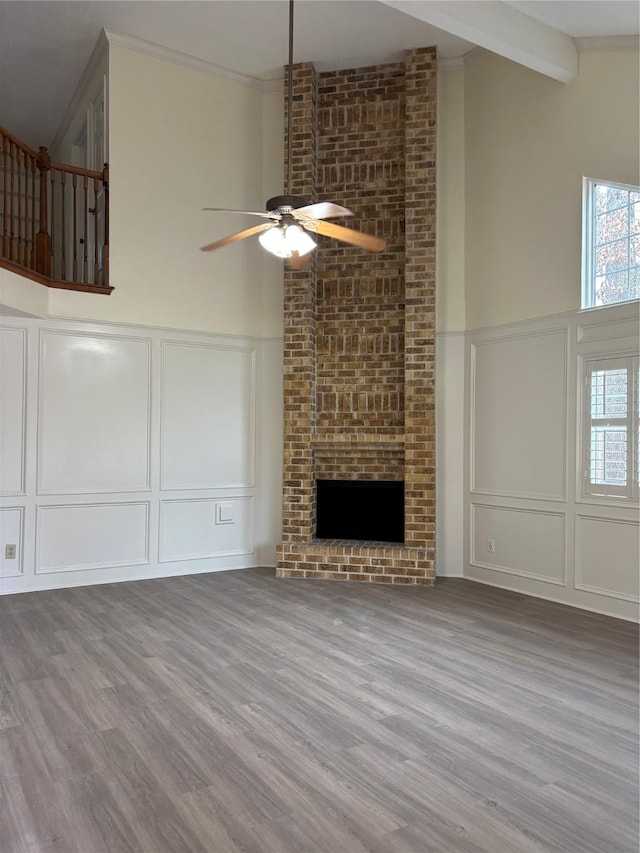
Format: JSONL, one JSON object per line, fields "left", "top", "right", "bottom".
{"left": 276, "top": 48, "right": 437, "bottom": 585}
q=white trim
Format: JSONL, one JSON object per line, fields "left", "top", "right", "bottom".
{"left": 52, "top": 31, "right": 108, "bottom": 154}
{"left": 43, "top": 312, "right": 274, "bottom": 346}
{"left": 35, "top": 501, "right": 151, "bottom": 574}
{"left": 159, "top": 340, "right": 257, "bottom": 492}
{"left": 574, "top": 513, "right": 640, "bottom": 602}
{"left": 575, "top": 36, "right": 639, "bottom": 53}
{"left": 582, "top": 176, "right": 640, "bottom": 310}
{"left": 465, "top": 305, "right": 640, "bottom": 622}
{"left": 580, "top": 354, "right": 639, "bottom": 503}
{"left": 157, "top": 496, "right": 254, "bottom": 563}
{"left": 467, "top": 299, "right": 639, "bottom": 338}
{"left": 464, "top": 576, "right": 639, "bottom": 623}
{"left": 0, "top": 314, "right": 276, "bottom": 596}
{"left": 461, "top": 46, "right": 487, "bottom": 70}
{"left": 469, "top": 503, "right": 566, "bottom": 586}
{"left": 104, "top": 29, "right": 263, "bottom": 89}
{"left": 36, "top": 329, "right": 153, "bottom": 496}
{"left": 577, "top": 316, "right": 640, "bottom": 345}
{"left": 0, "top": 506, "right": 25, "bottom": 578}
{"left": 260, "top": 77, "right": 284, "bottom": 94}
{"left": 380, "top": 0, "right": 578, "bottom": 81}
{"left": 469, "top": 328, "right": 568, "bottom": 502}
{"left": 435, "top": 329, "right": 466, "bottom": 338}
{"left": 0, "top": 327, "right": 27, "bottom": 497}
{"left": 438, "top": 56, "right": 466, "bottom": 71}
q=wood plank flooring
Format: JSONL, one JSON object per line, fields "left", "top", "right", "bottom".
{"left": 0, "top": 569, "right": 637, "bottom": 853}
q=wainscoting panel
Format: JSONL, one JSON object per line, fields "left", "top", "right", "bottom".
{"left": 0, "top": 316, "right": 280, "bottom": 595}
{"left": 471, "top": 504, "right": 565, "bottom": 584}
{"left": 466, "top": 303, "right": 640, "bottom": 622}
{"left": 38, "top": 330, "right": 151, "bottom": 494}
{"left": 575, "top": 515, "right": 640, "bottom": 602}
{"left": 0, "top": 507, "right": 24, "bottom": 577}
{"left": 160, "top": 342, "right": 256, "bottom": 490}
{"left": 159, "top": 497, "right": 254, "bottom": 563}
{"left": 471, "top": 330, "right": 567, "bottom": 500}
{"left": 37, "top": 502, "right": 149, "bottom": 574}
{"left": 0, "top": 327, "right": 26, "bottom": 496}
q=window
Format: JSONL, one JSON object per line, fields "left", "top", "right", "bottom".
{"left": 582, "top": 178, "right": 640, "bottom": 308}
{"left": 583, "top": 356, "right": 639, "bottom": 501}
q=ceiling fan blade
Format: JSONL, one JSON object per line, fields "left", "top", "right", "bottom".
{"left": 287, "top": 251, "right": 312, "bottom": 271}
{"left": 200, "top": 223, "right": 269, "bottom": 252}
{"left": 293, "top": 202, "right": 353, "bottom": 220}
{"left": 203, "top": 207, "right": 280, "bottom": 220}
{"left": 305, "top": 220, "right": 386, "bottom": 252}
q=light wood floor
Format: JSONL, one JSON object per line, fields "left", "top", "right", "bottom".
{"left": 0, "top": 569, "right": 638, "bottom": 853}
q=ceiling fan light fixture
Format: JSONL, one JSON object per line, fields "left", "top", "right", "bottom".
{"left": 258, "top": 223, "right": 316, "bottom": 259}
{"left": 200, "top": 0, "right": 385, "bottom": 260}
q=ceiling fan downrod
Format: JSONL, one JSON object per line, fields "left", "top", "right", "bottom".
{"left": 286, "top": 0, "right": 294, "bottom": 198}
{"left": 200, "top": 0, "right": 386, "bottom": 260}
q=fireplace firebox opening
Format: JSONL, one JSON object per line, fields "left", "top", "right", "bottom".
{"left": 316, "top": 479, "right": 405, "bottom": 544}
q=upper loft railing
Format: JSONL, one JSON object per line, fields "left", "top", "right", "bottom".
{"left": 0, "top": 125, "right": 112, "bottom": 294}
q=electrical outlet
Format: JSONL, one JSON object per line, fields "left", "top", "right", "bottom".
{"left": 487, "top": 539, "right": 495, "bottom": 554}
{"left": 4, "top": 544, "right": 17, "bottom": 560}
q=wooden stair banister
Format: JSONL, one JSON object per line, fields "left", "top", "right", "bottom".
{"left": 0, "top": 125, "right": 113, "bottom": 294}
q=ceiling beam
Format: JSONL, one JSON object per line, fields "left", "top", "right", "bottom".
{"left": 379, "top": 0, "right": 578, "bottom": 82}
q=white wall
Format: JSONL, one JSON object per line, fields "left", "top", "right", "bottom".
{"left": 51, "top": 32, "right": 109, "bottom": 169}
{"left": 436, "top": 61, "right": 466, "bottom": 336}
{"left": 465, "top": 302, "right": 639, "bottom": 621}
{"left": 47, "top": 43, "right": 284, "bottom": 339}
{"left": 436, "top": 43, "right": 640, "bottom": 602}
{"left": 464, "top": 47, "right": 639, "bottom": 330}
{"left": 2, "top": 38, "right": 637, "bottom": 610}
{"left": 435, "top": 62, "right": 467, "bottom": 576}
{"left": 0, "top": 269, "right": 50, "bottom": 318}
{"left": 436, "top": 331, "right": 465, "bottom": 576}
{"left": 0, "top": 315, "right": 282, "bottom": 594}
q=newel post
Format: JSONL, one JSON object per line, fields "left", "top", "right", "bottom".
{"left": 35, "top": 146, "right": 51, "bottom": 276}
{"left": 102, "top": 163, "right": 109, "bottom": 286}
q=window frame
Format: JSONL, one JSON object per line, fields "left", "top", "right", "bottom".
{"left": 581, "top": 354, "right": 639, "bottom": 503}
{"left": 581, "top": 177, "right": 640, "bottom": 310}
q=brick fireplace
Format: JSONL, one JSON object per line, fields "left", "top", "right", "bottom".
{"left": 275, "top": 48, "right": 436, "bottom": 585}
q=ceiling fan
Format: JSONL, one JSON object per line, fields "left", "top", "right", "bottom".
{"left": 200, "top": 0, "right": 386, "bottom": 268}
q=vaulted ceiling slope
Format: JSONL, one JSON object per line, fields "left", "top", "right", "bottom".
{"left": 1, "top": 0, "right": 638, "bottom": 148}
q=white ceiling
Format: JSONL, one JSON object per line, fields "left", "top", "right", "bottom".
{"left": 1, "top": 1, "right": 638, "bottom": 149}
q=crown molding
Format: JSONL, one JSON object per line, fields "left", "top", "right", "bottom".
{"left": 103, "top": 29, "right": 264, "bottom": 88}
{"left": 51, "top": 30, "right": 109, "bottom": 154}
{"left": 575, "top": 35, "right": 639, "bottom": 53}
{"left": 459, "top": 46, "right": 486, "bottom": 69}
{"left": 260, "top": 77, "right": 284, "bottom": 93}
{"left": 438, "top": 56, "right": 466, "bottom": 71}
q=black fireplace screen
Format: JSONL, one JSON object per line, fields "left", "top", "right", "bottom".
{"left": 315, "top": 479, "right": 405, "bottom": 543}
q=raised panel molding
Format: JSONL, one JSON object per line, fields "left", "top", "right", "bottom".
{"left": 470, "top": 329, "right": 568, "bottom": 501}
{"left": 158, "top": 496, "right": 254, "bottom": 562}
{"left": 0, "top": 327, "right": 27, "bottom": 496}
{"left": 0, "top": 507, "right": 25, "bottom": 577}
{"left": 470, "top": 503, "right": 566, "bottom": 585}
{"left": 36, "top": 502, "right": 150, "bottom": 574}
{"left": 577, "top": 316, "right": 640, "bottom": 345}
{"left": 160, "top": 341, "right": 256, "bottom": 490}
{"left": 574, "top": 515, "right": 640, "bottom": 602}
{"left": 37, "top": 330, "right": 151, "bottom": 495}
{"left": 0, "top": 316, "right": 277, "bottom": 595}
